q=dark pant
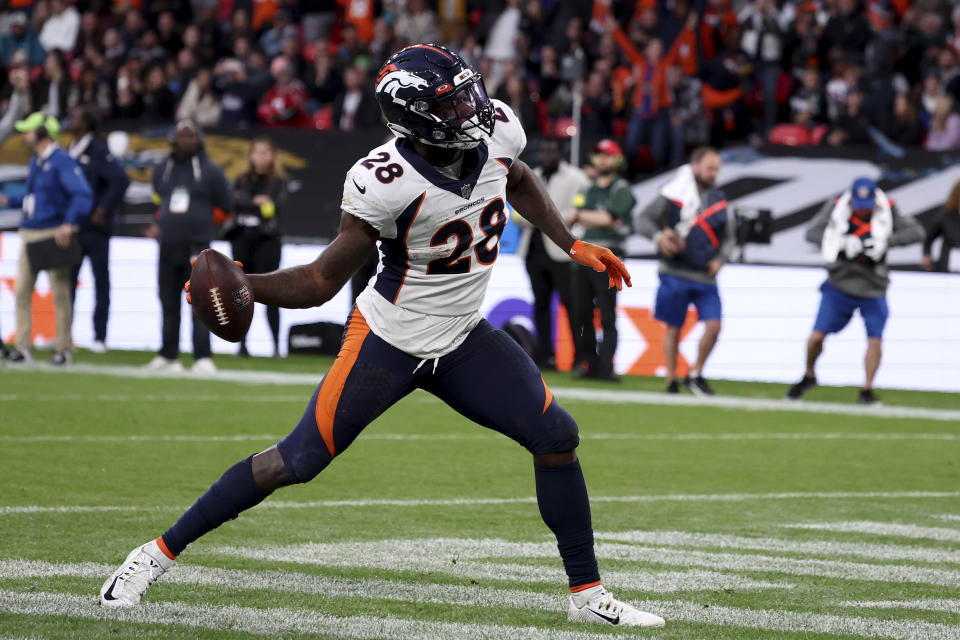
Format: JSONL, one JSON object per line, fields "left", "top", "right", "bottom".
{"left": 70, "top": 228, "right": 111, "bottom": 342}
{"left": 158, "top": 241, "right": 211, "bottom": 360}
{"left": 571, "top": 264, "right": 618, "bottom": 377}
{"left": 525, "top": 236, "right": 576, "bottom": 364}
{"left": 277, "top": 309, "right": 580, "bottom": 483}
{"left": 231, "top": 232, "right": 282, "bottom": 352}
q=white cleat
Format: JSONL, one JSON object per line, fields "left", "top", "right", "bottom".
{"left": 99, "top": 539, "right": 175, "bottom": 607}
{"left": 191, "top": 357, "right": 217, "bottom": 374}
{"left": 568, "top": 585, "right": 665, "bottom": 628}
{"left": 90, "top": 341, "right": 108, "bottom": 354}
{"left": 145, "top": 356, "right": 184, "bottom": 373}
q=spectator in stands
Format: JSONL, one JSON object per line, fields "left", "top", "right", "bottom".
{"left": 790, "top": 67, "right": 826, "bottom": 125}
{"left": 279, "top": 33, "right": 307, "bottom": 79}
{"left": 129, "top": 30, "right": 167, "bottom": 66}
{"left": 67, "top": 64, "right": 113, "bottom": 118}
{"left": 176, "top": 67, "right": 221, "bottom": 127}
{"left": 258, "top": 57, "right": 310, "bottom": 128}
{"left": 581, "top": 70, "right": 615, "bottom": 138}
{"left": 215, "top": 58, "right": 259, "bottom": 126}
{"left": 157, "top": 11, "right": 182, "bottom": 59}
{"left": 494, "top": 72, "right": 537, "bottom": 131}
{"left": 394, "top": 0, "right": 440, "bottom": 46}
{"left": 881, "top": 93, "right": 924, "bottom": 147}
{"left": 32, "top": 49, "right": 71, "bottom": 121}
{"left": 141, "top": 63, "right": 177, "bottom": 123}
{"left": 39, "top": 0, "right": 80, "bottom": 54}
{"left": 788, "top": 177, "right": 924, "bottom": 404}
{"left": 825, "top": 86, "right": 871, "bottom": 146}
{"left": 112, "top": 67, "right": 143, "bottom": 120}
{"left": 924, "top": 96, "right": 960, "bottom": 151}
{"left": 259, "top": 9, "right": 297, "bottom": 59}
{"left": 225, "top": 137, "right": 287, "bottom": 358}
{"left": 919, "top": 71, "right": 940, "bottom": 129}
{"left": 739, "top": 0, "right": 784, "bottom": 134}
{"left": 0, "top": 112, "right": 92, "bottom": 367}
{"left": 307, "top": 46, "right": 344, "bottom": 107}
{"left": 923, "top": 180, "right": 960, "bottom": 272}
{"left": 301, "top": 1, "right": 338, "bottom": 43}
{"left": 820, "top": 0, "right": 871, "bottom": 64}
{"left": 0, "top": 60, "right": 31, "bottom": 149}
{"left": 567, "top": 139, "right": 634, "bottom": 382}
{"left": 226, "top": 9, "right": 255, "bottom": 47}
{"left": 67, "top": 106, "right": 131, "bottom": 354}
{"left": 333, "top": 65, "right": 381, "bottom": 131}
{"left": 103, "top": 27, "right": 127, "bottom": 64}
{"left": 0, "top": 12, "right": 45, "bottom": 68}
{"left": 636, "top": 147, "right": 734, "bottom": 396}
{"left": 121, "top": 9, "right": 147, "bottom": 52}
{"left": 146, "top": 119, "right": 232, "bottom": 374}
{"left": 666, "top": 64, "right": 706, "bottom": 162}
{"left": 515, "top": 138, "right": 589, "bottom": 370}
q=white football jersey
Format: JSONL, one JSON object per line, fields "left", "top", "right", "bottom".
{"left": 341, "top": 99, "right": 527, "bottom": 359}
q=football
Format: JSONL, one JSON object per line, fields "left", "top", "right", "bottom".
{"left": 189, "top": 249, "right": 254, "bottom": 343}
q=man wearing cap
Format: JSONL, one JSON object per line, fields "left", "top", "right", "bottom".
{"left": 566, "top": 139, "right": 635, "bottom": 381}
{"left": 0, "top": 112, "right": 93, "bottom": 365}
{"left": 636, "top": 146, "right": 734, "bottom": 396}
{"left": 787, "top": 177, "right": 923, "bottom": 404}
{"left": 145, "top": 119, "right": 232, "bottom": 374}
{"left": 0, "top": 12, "right": 45, "bottom": 68}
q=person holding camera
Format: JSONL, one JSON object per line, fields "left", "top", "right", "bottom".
{"left": 0, "top": 112, "right": 93, "bottom": 366}
{"left": 223, "top": 137, "right": 287, "bottom": 358}
{"left": 145, "top": 119, "right": 232, "bottom": 373}
{"left": 636, "top": 147, "right": 734, "bottom": 396}
{"left": 787, "top": 177, "right": 923, "bottom": 404}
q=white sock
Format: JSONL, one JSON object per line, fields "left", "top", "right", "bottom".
{"left": 571, "top": 584, "right": 605, "bottom": 607}
{"left": 689, "top": 368, "right": 700, "bottom": 378}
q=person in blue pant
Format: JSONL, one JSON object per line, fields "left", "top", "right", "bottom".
{"left": 66, "top": 106, "right": 131, "bottom": 354}
{"left": 0, "top": 112, "right": 93, "bottom": 366}
{"left": 787, "top": 177, "right": 924, "bottom": 404}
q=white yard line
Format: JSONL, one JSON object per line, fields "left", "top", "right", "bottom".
{"left": 0, "top": 589, "right": 639, "bottom": 640}
{"left": 841, "top": 600, "right": 960, "bottom": 614}
{"left": 935, "top": 515, "right": 960, "bottom": 522}
{"left": 7, "top": 362, "right": 960, "bottom": 422}
{"left": 5, "top": 491, "right": 960, "bottom": 516}
{"left": 0, "top": 559, "right": 783, "bottom": 600}
{"left": 211, "top": 537, "right": 960, "bottom": 588}
{"left": 785, "top": 522, "right": 960, "bottom": 543}
{"left": 1, "top": 587, "right": 958, "bottom": 640}
{"left": 3, "top": 431, "right": 959, "bottom": 443}
{"left": 595, "top": 530, "right": 960, "bottom": 565}
{"left": 4, "top": 491, "right": 960, "bottom": 516}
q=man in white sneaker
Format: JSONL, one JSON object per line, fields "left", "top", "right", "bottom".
{"left": 145, "top": 119, "right": 232, "bottom": 374}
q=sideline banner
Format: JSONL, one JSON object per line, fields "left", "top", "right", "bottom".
{"left": 2, "top": 233, "right": 957, "bottom": 392}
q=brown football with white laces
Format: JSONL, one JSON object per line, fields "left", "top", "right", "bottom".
{"left": 189, "top": 249, "right": 254, "bottom": 343}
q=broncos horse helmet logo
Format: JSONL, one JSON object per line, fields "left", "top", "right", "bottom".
{"left": 377, "top": 68, "right": 430, "bottom": 104}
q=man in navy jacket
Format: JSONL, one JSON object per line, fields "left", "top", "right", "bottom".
{"left": 0, "top": 112, "right": 93, "bottom": 365}
{"left": 67, "top": 106, "right": 131, "bottom": 353}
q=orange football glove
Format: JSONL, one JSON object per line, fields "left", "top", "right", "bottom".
{"left": 569, "top": 240, "right": 632, "bottom": 291}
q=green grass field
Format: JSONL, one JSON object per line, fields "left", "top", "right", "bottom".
{"left": 1, "top": 351, "right": 959, "bottom": 639}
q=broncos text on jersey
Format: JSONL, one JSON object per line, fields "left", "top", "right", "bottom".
{"left": 340, "top": 99, "right": 527, "bottom": 360}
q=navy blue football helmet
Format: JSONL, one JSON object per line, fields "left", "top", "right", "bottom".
{"left": 374, "top": 44, "right": 495, "bottom": 149}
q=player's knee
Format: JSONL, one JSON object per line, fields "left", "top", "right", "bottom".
{"left": 275, "top": 416, "right": 333, "bottom": 484}
{"left": 526, "top": 401, "right": 580, "bottom": 455}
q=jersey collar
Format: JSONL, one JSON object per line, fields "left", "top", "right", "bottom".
{"left": 396, "top": 138, "right": 488, "bottom": 200}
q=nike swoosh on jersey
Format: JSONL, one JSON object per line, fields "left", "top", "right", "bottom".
{"left": 590, "top": 609, "right": 620, "bottom": 625}
{"left": 353, "top": 178, "right": 366, "bottom": 194}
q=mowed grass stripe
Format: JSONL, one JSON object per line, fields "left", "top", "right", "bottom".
{"left": 0, "top": 559, "right": 782, "bottom": 604}
{"left": 2, "top": 588, "right": 958, "bottom": 639}
{"left": 596, "top": 530, "right": 960, "bottom": 565}
{"left": 786, "top": 522, "right": 960, "bottom": 543}
{"left": 0, "top": 589, "right": 640, "bottom": 640}
{"left": 5, "top": 491, "right": 960, "bottom": 515}
{"left": 211, "top": 538, "right": 960, "bottom": 588}
{"left": 11, "top": 363, "right": 960, "bottom": 422}
{"left": 841, "top": 600, "right": 960, "bottom": 614}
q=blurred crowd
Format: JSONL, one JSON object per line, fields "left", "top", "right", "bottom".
{"left": 5, "top": 0, "right": 960, "bottom": 175}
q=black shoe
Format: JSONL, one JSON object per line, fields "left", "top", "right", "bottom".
{"left": 6, "top": 349, "right": 32, "bottom": 364}
{"left": 786, "top": 375, "right": 817, "bottom": 400}
{"left": 51, "top": 352, "right": 71, "bottom": 366}
{"left": 857, "top": 388, "right": 879, "bottom": 405}
{"left": 666, "top": 380, "right": 680, "bottom": 394}
{"left": 683, "top": 375, "right": 715, "bottom": 396}
{"left": 595, "top": 371, "right": 620, "bottom": 383}
{"left": 0, "top": 343, "right": 8, "bottom": 360}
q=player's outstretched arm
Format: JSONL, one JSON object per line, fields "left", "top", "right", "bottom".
{"left": 246, "top": 212, "right": 379, "bottom": 309}
{"left": 507, "top": 160, "right": 631, "bottom": 290}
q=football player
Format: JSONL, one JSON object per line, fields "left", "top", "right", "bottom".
{"left": 100, "top": 44, "right": 664, "bottom": 628}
